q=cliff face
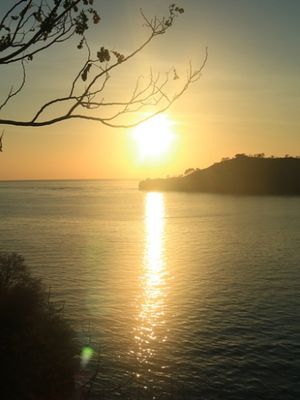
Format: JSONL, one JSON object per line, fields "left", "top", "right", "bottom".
{"left": 139, "top": 156, "right": 300, "bottom": 195}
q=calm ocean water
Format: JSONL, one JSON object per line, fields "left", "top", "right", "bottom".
{"left": 0, "top": 179, "right": 299, "bottom": 399}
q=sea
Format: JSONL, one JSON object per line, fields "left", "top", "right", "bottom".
{"left": 0, "top": 179, "right": 299, "bottom": 399}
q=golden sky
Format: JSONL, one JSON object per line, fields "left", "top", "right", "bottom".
{"left": 0, "top": 0, "right": 299, "bottom": 180}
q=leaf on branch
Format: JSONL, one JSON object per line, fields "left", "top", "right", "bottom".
{"left": 81, "top": 63, "right": 92, "bottom": 81}
{"left": 0, "top": 34, "right": 11, "bottom": 51}
{"left": 63, "top": 0, "right": 75, "bottom": 9}
{"left": 19, "top": 1, "right": 32, "bottom": 19}
{"left": 74, "top": 11, "right": 88, "bottom": 35}
{"left": 40, "top": 14, "right": 55, "bottom": 34}
{"left": 77, "top": 38, "right": 84, "bottom": 49}
{"left": 164, "top": 3, "right": 185, "bottom": 28}
{"left": 169, "top": 3, "right": 184, "bottom": 14}
{"left": 92, "top": 10, "right": 100, "bottom": 24}
{"left": 97, "top": 47, "right": 110, "bottom": 62}
{"left": 175, "top": 7, "right": 184, "bottom": 14}
{"left": 112, "top": 50, "right": 124, "bottom": 63}
{"left": 86, "top": 7, "right": 100, "bottom": 24}
{"left": 34, "top": 11, "right": 43, "bottom": 23}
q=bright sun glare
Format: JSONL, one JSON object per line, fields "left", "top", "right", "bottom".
{"left": 132, "top": 114, "right": 174, "bottom": 161}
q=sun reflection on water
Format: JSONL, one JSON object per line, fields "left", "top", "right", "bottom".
{"left": 133, "top": 192, "right": 167, "bottom": 377}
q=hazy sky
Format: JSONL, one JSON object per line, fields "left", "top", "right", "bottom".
{"left": 0, "top": 0, "right": 299, "bottom": 180}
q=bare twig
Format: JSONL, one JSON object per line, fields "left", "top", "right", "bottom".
{"left": 0, "top": 61, "right": 26, "bottom": 112}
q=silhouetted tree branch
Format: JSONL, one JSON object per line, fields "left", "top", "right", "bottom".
{"left": 0, "top": 0, "right": 99, "bottom": 64}
{"left": 0, "top": 2, "right": 207, "bottom": 132}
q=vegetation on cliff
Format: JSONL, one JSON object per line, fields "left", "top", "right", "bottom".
{"left": 139, "top": 154, "right": 300, "bottom": 195}
{"left": 0, "top": 252, "right": 78, "bottom": 400}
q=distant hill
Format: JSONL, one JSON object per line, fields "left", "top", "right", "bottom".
{"left": 139, "top": 155, "right": 300, "bottom": 195}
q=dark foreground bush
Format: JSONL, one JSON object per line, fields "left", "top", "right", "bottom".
{"left": 0, "top": 252, "right": 78, "bottom": 400}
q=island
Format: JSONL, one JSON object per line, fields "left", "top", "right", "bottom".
{"left": 139, "top": 154, "right": 300, "bottom": 195}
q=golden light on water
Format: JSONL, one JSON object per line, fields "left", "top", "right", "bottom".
{"left": 144, "top": 192, "right": 165, "bottom": 280}
{"left": 132, "top": 114, "right": 174, "bottom": 161}
{"left": 134, "top": 192, "right": 167, "bottom": 371}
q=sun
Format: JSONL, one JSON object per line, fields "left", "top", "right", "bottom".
{"left": 132, "top": 114, "right": 174, "bottom": 161}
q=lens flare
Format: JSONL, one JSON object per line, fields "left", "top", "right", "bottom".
{"left": 80, "top": 345, "right": 94, "bottom": 368}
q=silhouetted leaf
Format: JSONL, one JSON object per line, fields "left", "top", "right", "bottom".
{"left": 74, "top": 11, "right": 88, "bottom": 35}
{"left": 112, "top": 50, "right": 125, "bottom": 63}
{"left": 81, "top": 63, "right": 91, "bottom": 81}
{"left": 92, "top": 11, "right": 100, "bottom": 24}
{"left": 77, "top": 38, "right": 84, "bottom": 49}
{"left": 173, "top": 68, "right": 179, "bottom": 80}
{"left": 97, "top": 47, "right": 110, "bottom": 62}
{"left": 34, "top": 12, "right": 43, "bottom": 23}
